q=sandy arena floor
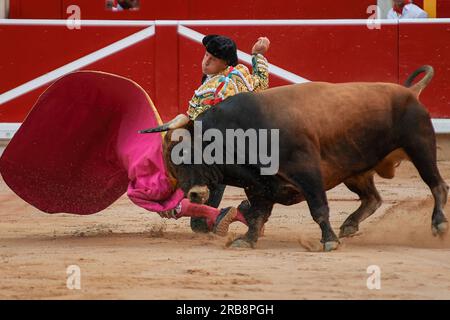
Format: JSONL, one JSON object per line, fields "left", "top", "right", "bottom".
{"left": 0, "top": 160, "right": 449, "bottom": 299}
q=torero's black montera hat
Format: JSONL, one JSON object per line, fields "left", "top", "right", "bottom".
{"left": 202, "top": 34, "right": 238, "bottom": 67}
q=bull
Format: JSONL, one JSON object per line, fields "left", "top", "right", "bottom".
{"left": 141, "top": 66, "right": 448, "bottom": 251}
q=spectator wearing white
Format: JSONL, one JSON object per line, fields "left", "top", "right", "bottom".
{"left": 0, "top": 0, "right": 9, "bottom": 18}
{"left": 387, "top": 0, "right": 428, "bottom": 19}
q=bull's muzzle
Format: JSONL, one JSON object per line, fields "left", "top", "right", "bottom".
{"left": 187, "top": 185, "right": 210, "bottom": 204}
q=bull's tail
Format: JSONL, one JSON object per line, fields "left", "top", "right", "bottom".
{"left": 404, "top": 65, "right": 434, "bottom": 97}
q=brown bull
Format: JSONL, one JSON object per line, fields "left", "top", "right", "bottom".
{"left": 141, "top": 65, "right": 448, "bottom": 251}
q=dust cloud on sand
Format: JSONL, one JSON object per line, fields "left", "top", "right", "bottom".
{"left": 0, "top": 161, "right": 449, "bottom": 299}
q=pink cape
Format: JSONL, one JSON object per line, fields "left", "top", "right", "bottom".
{"left": 0, "top": 71, "right": 184, "bottom": 214}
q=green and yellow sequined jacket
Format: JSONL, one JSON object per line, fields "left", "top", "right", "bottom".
{"left": 187, "top": 54, "right": 269, "bottom": 120}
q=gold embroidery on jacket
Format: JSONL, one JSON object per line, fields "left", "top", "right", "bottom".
{"left": 187, "top": 54, "right": 269, "bottom": 120}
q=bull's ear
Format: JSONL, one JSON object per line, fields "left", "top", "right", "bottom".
{"left": 139, "top": 114, "right": 190, "bottom": 134}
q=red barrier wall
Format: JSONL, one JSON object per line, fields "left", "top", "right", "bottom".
{"left": 0, "top": 20, "right": 449, "bottom": 124}
{"left": 8, "top": 0, "right": 450, "bottom": 19}
{"left": 399, "top": 21, "right": 450, "bottom": 117}
{"left": 9, "top": 0, "right": 377, "bottom": 19}
{"left": 9, "top": 0, "right": 62, "bottom": 19}
{"left": 438, "top": 0, "right": 450, "bottom": 17}
{"left": 0, "top": 23, "right": 156, "bottom": 121}
{"left": 178, "top": 23, "right": 398, "bottom": 110}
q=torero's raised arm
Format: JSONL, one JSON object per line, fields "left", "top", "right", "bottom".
{"left": 250, "top": 37, "right": 270, "bottom": 92}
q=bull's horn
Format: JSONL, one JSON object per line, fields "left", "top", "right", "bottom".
{"left": 139, "top": 114, "right": 190, "bottom": 134}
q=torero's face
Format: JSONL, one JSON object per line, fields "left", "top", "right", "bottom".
{"left": 118, "top": 0, "right": 139, "bottom": 9}
{"left": 201, "top": 51, "right": 228, "bottom": 75}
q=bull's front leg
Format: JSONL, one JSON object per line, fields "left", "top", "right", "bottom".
{"left": 228, "top": 197, "right": 273, "bottom": 249}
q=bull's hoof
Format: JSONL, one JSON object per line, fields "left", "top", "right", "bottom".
{"left": 228, "top": 239, "right": 254, "bottom": 249}
{"left": 432, "top": 222, "right": 449, "bottom": 237}
{"left": 323, "top": 241, "right": 339, "bottom": 252}
{"left": 339, "top": 224, "right": 359, "bottom": 238}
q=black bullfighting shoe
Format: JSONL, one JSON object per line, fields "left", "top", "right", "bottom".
{"left": 237, "top": 199, "right": 251, "bottom": 215}
{"left": 190, "top": 218, "right": 210, "bottom": 234}
{"left": 213, "top": 207, "right": 237, "bottom": 236}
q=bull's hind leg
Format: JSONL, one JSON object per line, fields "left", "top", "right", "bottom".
{"left": 403, "top": 147, "right": 449, "bottom": 236}
{"left": 430, "top": 182, "right": 449, "bottom": 236}
{"left": 228, "top": 196, "right": 273, "bottom": 249}
{"left": 401, "top": 110, "right": 449, "bottom": 237}
{"left": 339, "top": 172, "right": 382, "bottom": 238}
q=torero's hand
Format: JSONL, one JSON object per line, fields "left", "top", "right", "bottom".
{"left": 251, "top": 37, "right": 270, "bottom": 55}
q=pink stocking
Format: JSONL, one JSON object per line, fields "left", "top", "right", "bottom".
{"left": 234, "top": 211, "right": 248, "bottom": 225}
{"left": 175, "top": 198, "right": 219, "bottom": 229}
{"left": 175, "top": 198, "right": 249, "bottom": 230}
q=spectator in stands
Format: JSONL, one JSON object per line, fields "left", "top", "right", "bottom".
{"left": 107, "top": 0, "right": 140, "bottom": 11}
{"left": 0, "top": 0, "right": 8, "bottom": 18}
{"left": 387, "top": 0, "right": 428, "bottom": 19}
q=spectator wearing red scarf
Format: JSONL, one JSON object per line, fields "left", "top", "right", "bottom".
{"left": 387, "top": 0, "right": 428, "bottom": 19}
